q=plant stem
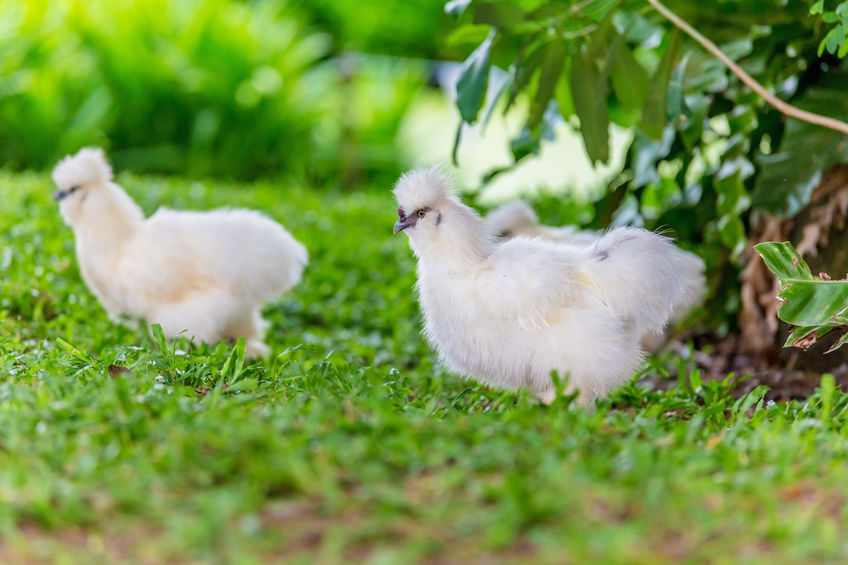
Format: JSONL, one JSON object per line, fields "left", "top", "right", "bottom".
{"left": 645, "top": 0, "right": 848, "bottom": 135}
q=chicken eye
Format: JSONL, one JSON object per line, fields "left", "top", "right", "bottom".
{"left": 416, "top": 210, "right": 426, "bottom": 219}
{"left": 68, "top": 185, "right": 81, "bottom": 194}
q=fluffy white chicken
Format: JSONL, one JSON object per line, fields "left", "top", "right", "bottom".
{"left": 393, "top": 169, "right": 703, "bottom": 404}
{"left": 52, "top": 147, "right": 308, "bottom": 357}
{"left": 484, "top": 199, "right": 706, "bottom": 347}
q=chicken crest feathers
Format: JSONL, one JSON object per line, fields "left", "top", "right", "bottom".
{"left": 52, "top": 147, "right": 113, "bottom": 189}
{"left": 393, "top": 166, "right": 454, "bottom": 212}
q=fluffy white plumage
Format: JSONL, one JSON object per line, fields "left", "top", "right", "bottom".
{"left": 52, "top": 147, "right": 308, "bottom": 357}
{"left": 394, "top": 169, "right": 704, "bottom": 404}
{"left": 484, "top": 199, "right": 706, "bottom": 348}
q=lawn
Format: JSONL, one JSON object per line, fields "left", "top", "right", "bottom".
{"left": 1, "top": 172, "right": 847, "bottom": 564}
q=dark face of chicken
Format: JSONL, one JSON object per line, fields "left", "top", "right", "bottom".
{"left": 393, "top": 206, "right": 432, "bottom": 234}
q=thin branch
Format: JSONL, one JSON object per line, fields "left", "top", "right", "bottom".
{"left": 645, "top": 0, "right": 848, "bottom": 135}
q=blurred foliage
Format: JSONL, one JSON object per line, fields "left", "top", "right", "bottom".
{"left": 312, "top": 55, "right": 429, "bottom": 187}
{"left": 0, "top": 0, "right": 333, "bottom": 178}
{"left": 298, "top": 0, "right": 451, "bottom": 57}
{"left": 0, "top": 0, "right": 441, "bottom": 181}
{"left": 448, "top": 0, "right": 848, "bottom": 332}
{"left": 756, "top": 241, "right": 848, "bottom": 352}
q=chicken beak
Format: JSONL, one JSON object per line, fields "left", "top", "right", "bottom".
{"left": 393, "top": 218, "right": 409, "bottom": 234}
{"left": 53, "top": 190, "right": 67, "bottom": 201}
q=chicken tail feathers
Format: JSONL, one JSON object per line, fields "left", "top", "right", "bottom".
{"left": 587, "top": 227, "right": 705, "bottom": 335}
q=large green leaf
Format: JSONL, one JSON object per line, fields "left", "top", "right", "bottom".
{"left": 456, "top": 29, "right": 496, "bottom": 123}
{"left": 554, "top": 58, "right": 575, "bottom": 118}
{"left": 610, "top": 40, "right": 649, "bottom": 112}
{"left": 640, "top": 30, "right": 681, "bottom": 140}
{"left": 504, "top": 38, "right": 544, "bottom": 114}
{"left": 755, "top": 241, "right": 848, "bottom": 327}
{"left": 754, "top": 241, "right": 814, "bottom": 281}
{"left": 570, "top": 49, "right": 609, "bottom": 164}
{"left": 528, "top": 39, "right": 565, "bottom": 129}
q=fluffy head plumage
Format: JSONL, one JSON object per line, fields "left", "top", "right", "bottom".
{"left": 393, "top": 166, "right": 454, "bottom": 215}
{"left": 52, "top": 147, "right": 113, "bottom": 190}
{"left": 485, "top": 200, "right": 539, "bottom": 237}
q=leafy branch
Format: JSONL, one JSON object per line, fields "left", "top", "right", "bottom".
{"left": 646, "top": 0, "right": 848, "bottom": 136}
{"left": 811, "top": 0, "right": 848, "bottom": 58}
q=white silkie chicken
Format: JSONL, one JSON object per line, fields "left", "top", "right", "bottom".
{"left": 52, "top": 147, "right": 308, "bottom": 357}
{"left": 485, "top": 199, "right": 706, "bottom": 348}
{"left": 393, "top": 169, "right": 702, "bottom": 404}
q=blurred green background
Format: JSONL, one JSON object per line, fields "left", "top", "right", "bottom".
{"left": 0, "top": 0, "right": 452, "bottom": 184}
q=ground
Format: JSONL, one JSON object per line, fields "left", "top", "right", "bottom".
{"left": 1, "top": 172, "right": 847, "bottom": 564}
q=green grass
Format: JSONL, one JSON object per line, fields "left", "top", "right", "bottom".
{"left": 1, "top": 172, "right": 847, "bottom": 564}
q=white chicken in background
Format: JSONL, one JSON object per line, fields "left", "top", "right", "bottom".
{"left": 484, "top": 199, "right": 706, "bottom": 349}
{"left": 485, "top": 199, "right": 600, "bottom": 246}
{"left": 393, "top": 168, "right": 703, "bottom": 404}
{"left": 52, "top": 147, "right": 308, "bottom": 357}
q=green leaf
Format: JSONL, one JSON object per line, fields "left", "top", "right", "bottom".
{"left": 753, "top": 242, "right": 814, "bottom": 281}
{"left": 473, "top": 2, "right": 525, "bottom": 26}
{"left": 755, "top": 242, "right": 848, "bottom": 327}
{"left": 629, "top": 128, "right": 672, "bottom": 188}
{"left": 445, "top": 24, "right": 492, "bottom": 47}
{"left": 569, "top": 50, "right": 610, "bottom": 164}
{"left": 776, "top": 280, "right": 848, "bottom": 327}
{"left": 715, "top": 158, "right": 753, "bottom": 216}
{"left": 504, "top": 38, "right": 544, "bottom": 114}
{"left": 55, "top": 338, "right": 95, "bottom": 364}
{"left": 456, "top": 30, "right": 496, "bottom": 123}
{"left": 610, "top": 42, "right": 649, "bottom": 112}
{"left": 783, "top": 325, "right": 825, "bottom": 348}
{"left": 717, "top": 215, "right": 746, "bottom": 259}
{"left": 587, "top": 7, "right": 615, "bottom": 58}
{"left": 227, "top": 337, "right": 247, "bottom": 383}
{"left": 554, "top": 59, "right": 575, "bottom": 118}
{"left": 826, "top": 330, "right": 848, "bottom": 353}
{"left": 481, "top": 67, "right": 512, "bottom": 130}
{"left": 150, "top": 323, "right": 170, "bottom": 354}
{"left": 641, "top": 177, "right": 681, "bottom": 219}
{"left": 640, "top": 30, "right": 681, "bottom": 140}
{"left": 528, "top": 40, "right": 565, "bottom": 129}
{"left": 666, "top": 54, "right": 691, "bottom": 123}
{"left": 510, "top": 127, "right": 540, "bottom": 161}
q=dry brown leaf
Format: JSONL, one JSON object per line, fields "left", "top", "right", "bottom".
{"left": 107, "top": 364, "right": 132, "bottom": 378}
